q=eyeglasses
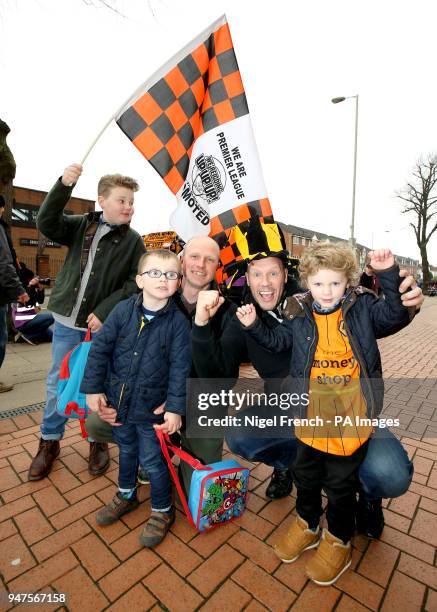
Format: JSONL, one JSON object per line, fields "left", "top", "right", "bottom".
{"left": 139, "top": 269, "right": 181, "bottom": 280}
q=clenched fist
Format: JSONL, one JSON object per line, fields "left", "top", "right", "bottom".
{"left": 236, "top": 304, "right": 257, "bottom": 327}
{"left": 369, "top": 249, "right": 395, "bottom": 272}
{"left": 194, "top": 290, "right": 225, "bottom": 326}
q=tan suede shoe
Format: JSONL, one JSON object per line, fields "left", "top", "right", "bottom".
{"left": 305, "top": 528, "right": 352, "bottom": 586}
{"left": 274, "top": 515, "right": 320, "bottom": 563}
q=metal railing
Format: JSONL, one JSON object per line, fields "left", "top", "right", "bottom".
{"left": 17, "top": 255, "right": 65, "bottom": 281}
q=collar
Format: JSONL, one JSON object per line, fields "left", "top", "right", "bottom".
{"left": 312, "top": 298, "right": 344, "bottom": 315}
{"left": 87, "top": 211, "right": 129, "bottom": 235}
{"left": 134, "top": 293, "right": 176, "bottom": 316}
{"left": 99, "top": 215, "right": 117, "bottom": 230}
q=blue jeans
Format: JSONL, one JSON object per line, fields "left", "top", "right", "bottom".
{"left": 0, "top": 305, "right": 7, "bottom": 370}
{"left": 40, "top": 322, "right": 87, "bottom": 440}
{"left": 226, "top": 426, "right": 413, "bottom": 500}
{"left": 21, "top": 312, "right": 54, "bottom": 342}
{"left": 359, "top": 426, "right": 414, "bottom": 499}
{"left": 113, "top": 421, "right": 172, "bottom": 511}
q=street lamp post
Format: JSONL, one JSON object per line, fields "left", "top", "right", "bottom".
{"left": 332, "top": 95, "right": 359, "bottom": 247}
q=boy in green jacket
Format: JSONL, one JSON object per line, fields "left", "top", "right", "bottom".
{"left": 28, "top": 163, "right": 145, "bottom": 481}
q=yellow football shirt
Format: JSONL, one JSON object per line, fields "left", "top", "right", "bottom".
{"left": 296, "top": 308, "right": 373, "bottom": 455}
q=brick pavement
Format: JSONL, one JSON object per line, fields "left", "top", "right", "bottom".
{"left": 0, "top": 299, "right": 436, "bottom": 611}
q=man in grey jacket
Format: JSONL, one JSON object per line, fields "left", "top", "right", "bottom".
{"left": 0, "top": 196, "right": 29, "bottom": 392}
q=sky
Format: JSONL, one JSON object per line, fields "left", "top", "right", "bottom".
{"left": 1, "top": 0, "right": 437, "bottom": 264}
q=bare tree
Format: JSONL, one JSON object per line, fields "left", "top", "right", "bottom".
{"left": 396, "top": 154, "right": 437, "bottom": 290}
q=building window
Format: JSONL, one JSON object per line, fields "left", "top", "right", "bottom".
{"left": 12, "top": 203, "right": 73, "bottom": 227}
{"left": 292, "top": 236, "right": 300, "bottom": 245}
{"left": 12, "top": 204, "right": 39, "bottom": 226}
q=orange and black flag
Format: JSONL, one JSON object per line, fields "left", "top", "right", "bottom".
{"left": 115, "top": 15, "right": 275, "bottom": 281}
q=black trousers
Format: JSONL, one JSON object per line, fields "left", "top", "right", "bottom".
{"left": 292, "top": 440, "right": 369, "bottom": 544}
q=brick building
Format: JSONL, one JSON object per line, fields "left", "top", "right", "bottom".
{"left": 11, "top": 185, "right": 95, "bottom": 279}
{"left": 279, "top": 222, "right": 419, "bottom": 275}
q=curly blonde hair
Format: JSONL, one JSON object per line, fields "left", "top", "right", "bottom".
{"left": 298, "top": 242, "right": 359, "bottom": 287}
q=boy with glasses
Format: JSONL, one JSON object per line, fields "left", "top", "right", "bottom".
{"left": 81, "top": 250, "right": 191, "bottom": 547}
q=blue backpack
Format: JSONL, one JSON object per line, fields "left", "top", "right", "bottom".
{"left": 56, "top": 328, "right": 92, "bottom": 438}
{"left": 157, "top": 430, "right": 249, "bottom": 532}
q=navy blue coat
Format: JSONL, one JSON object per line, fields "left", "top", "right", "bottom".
{"left": 245, "top": 265, "right": 414, "bottom": 418}
{"left": 81, "top": 294, "right": 191, "bottom": 424}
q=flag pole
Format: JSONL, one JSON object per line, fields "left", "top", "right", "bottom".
{"left": 79, "top": 89, "right": 140, "bottom": 164}
{"left": 80, "top": 115, "right": 115, "bottom": 164}
{"left": 80, "top": 14, "right": 227, "bottom": 165}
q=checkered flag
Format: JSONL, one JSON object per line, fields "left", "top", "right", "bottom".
{"left": 115, "top": 15, "right": 274, "bottom": 281}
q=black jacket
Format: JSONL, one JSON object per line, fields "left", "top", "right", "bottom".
{"left": 17, "top": 265, "right": 44, "bottom": 307}
{"left": 192, "top": 285, "right": 295, "bottom": 392}
{"left": 175, "top": 287, "right": 236, "bottom": 378}
{"left": 244, "top": 265, "right": 413, "bottom": 418}
{"left": 0, "top": 218, "right": 24, "bottom": 306}
{"left": 80, "top": 295, "right": 191, "bottom": 424}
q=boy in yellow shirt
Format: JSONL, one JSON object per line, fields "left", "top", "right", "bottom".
{"left": 237, "top": 242, "right": 411, "bottom": 586}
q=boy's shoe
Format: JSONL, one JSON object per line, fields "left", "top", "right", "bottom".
{"left": 96, "top": 492, "right": 139, "bottom": 525}
{"left": 266, "top": 468, "right": 293, "bottom": 499}
{"left": 356, "top": 495, "right": 385, "bottom": 539}
{"left": 305, "top": 529, "right": 352, "bottom": 586}
{"left": 139, "top": 507, "right": 175, "bottom": 548}
{"left": 274, "top": 515, "right": 320, "bottom": 563}
{"left": 137, "top": 466, "right": 150, "bottom": 485}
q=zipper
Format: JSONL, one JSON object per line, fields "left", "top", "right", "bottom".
{"left": 117, "top": 315, "right": 146, "bottom": 412}
{"left": 302, "top": 304, "right": 318, "bottom": 414}
{"left": 342, "top": 300, "right": 376, "bottom": 418}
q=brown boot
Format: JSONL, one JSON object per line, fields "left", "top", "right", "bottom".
{"left": 88, "top": 442, "right": 110, "bottom": 476}
{"left": 28, "top": 439, "right": 60, "bottom": 481}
